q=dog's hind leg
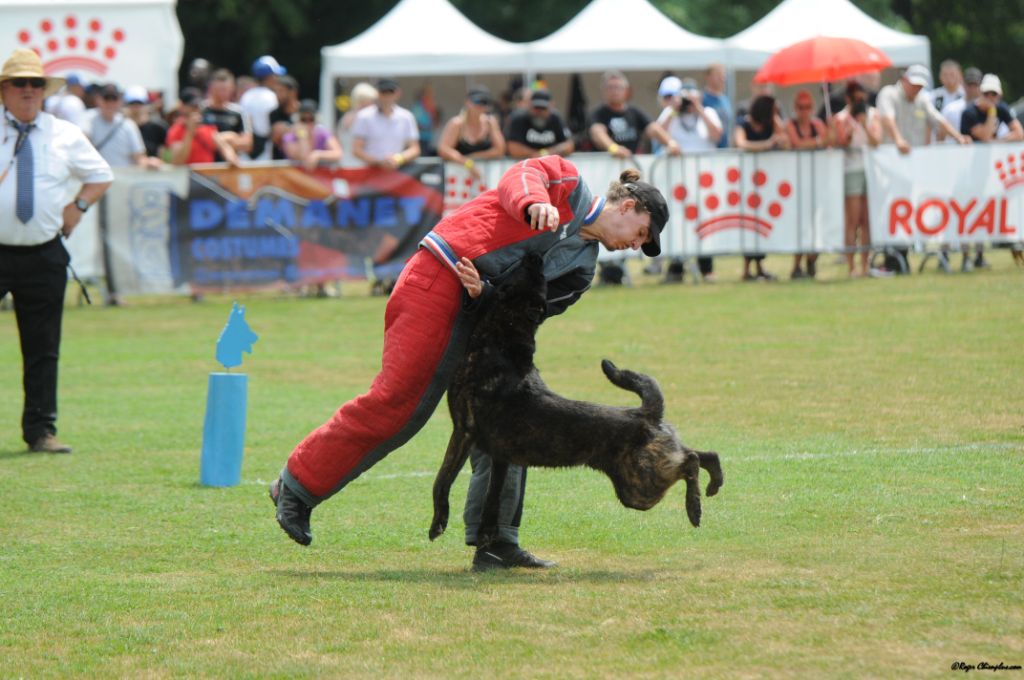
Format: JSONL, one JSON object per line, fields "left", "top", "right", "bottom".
{"left": 477, "top": 458, "right": 510, "bottom": 550}
{"left": 429, "top": 429, "right": 474, "bottom": 541}
{"left": 695, "top": 450, "right": 724, "bottom": 497}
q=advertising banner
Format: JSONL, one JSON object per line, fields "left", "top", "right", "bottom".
{"left": 866, "top": 143, "right": 1024, "bottom": 247}
{"left": 102, "top": 161, "right": 444, "bottom": 295}
{"left": 648, "top": 150, "right": 845, "bottom": 257}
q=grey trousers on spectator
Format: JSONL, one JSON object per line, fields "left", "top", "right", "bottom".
{"left": 463, "top": 446, "right": 527, "bottom": 546}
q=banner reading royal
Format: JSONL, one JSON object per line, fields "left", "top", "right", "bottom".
{"left": 866, "top": 144, "right": 1024, "bottom": 247}
{"left": 173, "top": 161, "right": 444, "bottom": 291}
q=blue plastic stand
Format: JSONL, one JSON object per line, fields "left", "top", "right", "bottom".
{"left": 200, "top": 372, "right": 248, "bottom": 486}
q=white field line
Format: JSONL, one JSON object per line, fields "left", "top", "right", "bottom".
{"left": 248, "top": 442, "right": 1019, "bottom": 486}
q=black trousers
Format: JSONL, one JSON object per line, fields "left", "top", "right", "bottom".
{"left": 0, "top": 237, "right": 69, "bottom": 444}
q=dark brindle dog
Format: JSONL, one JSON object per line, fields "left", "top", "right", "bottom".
{"left": 429, "top": 252, "right": 723, "bottom": 549}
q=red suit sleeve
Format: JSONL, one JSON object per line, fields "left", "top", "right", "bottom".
{"left": 496, "top": 156, "right": 582, "bottom": 225}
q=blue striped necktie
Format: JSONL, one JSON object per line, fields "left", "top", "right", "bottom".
{"left": 15, "top": 121, "right": 35, "bottom": 224}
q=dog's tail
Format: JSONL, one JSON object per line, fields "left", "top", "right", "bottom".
{"left": 601, "top": 359, "right": 663, "bottom": 424}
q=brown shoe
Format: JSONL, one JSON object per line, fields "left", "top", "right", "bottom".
{"left": 29, "top": 434, "right": 72, "bottom": 454}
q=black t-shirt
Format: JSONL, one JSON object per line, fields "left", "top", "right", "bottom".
{"left": 269, "top": 106, "right": 293, "bottom": 160}
{"left": 201, "top": 104, "right": 247, "bottom": 135}
{"left": 504, "top": 109, "right": 570, "bottom": 150}
{"left": 138, "top": 119, "right": 167, "bottom": 158}
{"left": 960, "top": 102, "right": 1016, "bottom": 136}
{"left": 587, "top": 104, "right": 651, "bottom": 152}
{"left": 201, "top": 104, "right": 248, "bottom": 162}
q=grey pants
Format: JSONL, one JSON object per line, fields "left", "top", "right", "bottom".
{"left": 463, "top": 446, "right": 527, "bottom": 546}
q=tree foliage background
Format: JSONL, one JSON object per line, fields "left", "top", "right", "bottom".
{"left": 176, "top": 0, "right": 1024, "bottom": 102}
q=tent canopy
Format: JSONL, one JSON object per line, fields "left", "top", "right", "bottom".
{"left": 320, "top": 0, "right": 528, "bottom": 76}
{"left": 725, "top": 0, "right": 930, "bottom": 70}
{"left": 525, "top": 0, "right": 726, "bottom": 72}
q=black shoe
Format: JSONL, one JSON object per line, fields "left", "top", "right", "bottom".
{"left": 472, "top": 542, "right": 556, "bottom": 572}
{"left": 270, "top": 476, "right": 313, "bottom": 546}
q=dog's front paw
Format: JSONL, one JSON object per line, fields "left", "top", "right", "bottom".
{"left": 428, "top": 513, "right": 448, "bottom": 541}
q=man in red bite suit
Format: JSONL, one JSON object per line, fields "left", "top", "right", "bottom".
{"left": 270, "top": 156, "right": 669, "bottom": 570}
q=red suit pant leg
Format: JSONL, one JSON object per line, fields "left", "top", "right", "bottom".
{"left": 283, "top": 252, "right": 468, "bottom": 504}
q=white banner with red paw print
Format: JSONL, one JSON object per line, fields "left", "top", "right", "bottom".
{"left": 648, "top": 151, "right": 846, "bottom": 257}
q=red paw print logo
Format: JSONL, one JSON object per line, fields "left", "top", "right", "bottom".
{"left": 673, "top": 167, "right": 792, "bottom": 239}
{"left": 16, "top": 15, "right": 126, "bottom": 76}
{"left": 443, "top": 170, "right": 489, "bottom": 216}
{"left": 995, "top": 152, "right": 1024, "bottom": 191}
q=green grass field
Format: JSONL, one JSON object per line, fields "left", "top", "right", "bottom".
{"left": 1, "top": 255, "right": 1022, "bottom": 678}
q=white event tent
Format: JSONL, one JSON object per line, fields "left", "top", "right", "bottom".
{"left": 318, "top": 0, "right": 529, "bottom": 123}
{"left": 725, "top": 0, "right": 931, "bottom": 70}
{"left": 524, "top": 0, "right": 726, "bottom": 73}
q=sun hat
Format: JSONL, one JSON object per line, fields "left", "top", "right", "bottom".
{"left": 0, "top": 48, "right": 65, "bottom": 97}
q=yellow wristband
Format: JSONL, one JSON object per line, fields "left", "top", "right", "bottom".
{"left": 608, "top": 143, "right": 620, "bottom": 154}
{"left": 392, "top": 153, "right": 405, "bottom": 166}
{"left": 463, "top": 158, "right": 475, "bottom": 170}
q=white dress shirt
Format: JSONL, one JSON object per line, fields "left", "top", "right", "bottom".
{"left": 0, "top": 107, "right": 113, "bottom": 246}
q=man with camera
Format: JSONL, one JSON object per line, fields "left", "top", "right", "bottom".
{"left": 657, "top": 77, "right": 723, "bottom": 153}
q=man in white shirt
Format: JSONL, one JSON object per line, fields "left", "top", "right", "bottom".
{"left": 46, "top": 73, "right": 87, "bottom": 127}
{"left": 659, "top": 77, "right": 722, "bottom": 153}
{"left": 351, "top": 78, "right": 420, "bottom": 169}
{"left": 79, "top": 83, "right": 148, "bottom": 168}
{"left": 930, "top": 59, "right": 964, "bottom": 112}
{"left": 877, "top": 64, "right": 969, "bottom": 153}
{"left": 239, "top": 55, "right": 285, "bottom": 161}
{"left": 78, "top": 83, "right": 153, "bottom": 305}
{"left": 0, "top": 49, "right": 113, "bottom": 453}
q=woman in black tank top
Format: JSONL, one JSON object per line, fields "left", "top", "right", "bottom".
{"left": 438, "top": 86, "right": 506, "bottom": 181}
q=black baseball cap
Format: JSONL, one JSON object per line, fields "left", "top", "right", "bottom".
{"left": 530, "top": 89, "right": 552, "bottom": 108}
{"left": 179, "top": 86, "right": 203, "bottom": 107}
{"left": 625, "top": 181, "right": 668, "bottom": 257}
{"left": 467, "top": 86, "right": 491, "bottom": 105}
{"left": 377, "top": 78, "right": 399, "bottom": 93}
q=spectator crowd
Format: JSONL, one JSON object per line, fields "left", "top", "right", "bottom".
{"left": 38, "top": 55, "right": 1024, "bottom": 286}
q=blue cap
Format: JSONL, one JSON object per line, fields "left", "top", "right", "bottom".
{"left": 252, "top": 55, "right": 286, "bottom": 79}
{"left": 65, "top": 73, "right": 82, "bottom": 87}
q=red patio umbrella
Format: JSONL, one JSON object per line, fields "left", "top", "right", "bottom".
{"left": 753, "top": 35, "right": 892, "bottom": 117}
{"left": 753, "top": 35, "right": 892, "bottom": 87}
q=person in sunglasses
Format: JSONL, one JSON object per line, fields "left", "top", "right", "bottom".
{"left": 282, "top": 99, "right": 342, "bottom": 171}
{"left": 0, "top": 49, "right": 113, "bottom": 453}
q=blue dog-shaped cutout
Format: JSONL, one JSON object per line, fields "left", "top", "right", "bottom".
{"left": 216, "top": 302, "right": 259, "bottom": 369}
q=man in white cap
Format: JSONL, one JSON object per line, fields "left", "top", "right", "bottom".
{"left": 958, "top": 73, "right": 1022, "bottom": 271}
{"left": 960, "top": 74, "right": 1023, "bottom": 143}
{"left": 240, "top": 55, "right": 286, "bottom": 161}
{"left": 877, "top": 64, "right": 969, "bottom": 153}
{"left": 0, "top": 48, "right": 113, "bottom": 453}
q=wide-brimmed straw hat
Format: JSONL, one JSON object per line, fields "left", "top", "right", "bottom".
{"left": 1, "top": 48, "right": 65, "bottom": 97}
